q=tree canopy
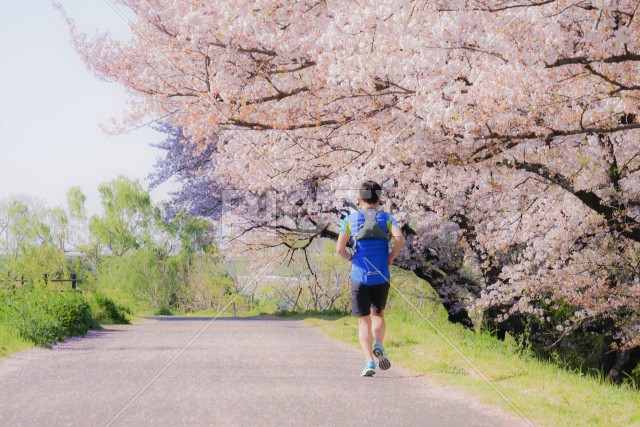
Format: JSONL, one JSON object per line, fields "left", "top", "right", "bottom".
{"left": 60, "top": 1, "right": 640, "bottom": 377}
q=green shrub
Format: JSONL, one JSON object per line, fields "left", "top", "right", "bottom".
{"left": 90, "top": 292, "right": 131, "bottom": 325}
{"left": 155, "top": 305, "right": 173, "bottom": 316}
{"left": 1, "top": 286, "right": 94, "bottom": 348}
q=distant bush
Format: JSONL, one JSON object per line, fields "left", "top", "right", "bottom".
{"left": 1, "top": 286, "right": 94, "bottom": 348}
{"left": 90, "top": 292, "right": 131, "bottom": 325}
{"left": 155, "top": 305, "right": 173, "bottom": 316}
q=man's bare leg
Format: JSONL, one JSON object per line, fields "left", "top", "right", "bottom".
{"left": 371, "top": 309, "right": 391, "bottom": 370}
{"left": 371, "top": 309, "right": 385, "bottom": 345}
{"left": 358, "top": 315, "right": 375, "bottom": 361}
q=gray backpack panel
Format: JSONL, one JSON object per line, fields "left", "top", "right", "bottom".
{"left": 354, "top": 209, "right": 388, "bottom": 240}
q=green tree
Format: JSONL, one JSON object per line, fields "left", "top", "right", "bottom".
{"left": 0, "top": 196, "right": 71, "bottom": 281}
{"left": 3, "top": 198, "right": 37, "bottom": 261}
{"left": 177, "top": 251, "right": 232, "bottom": 312}
{"left": 64, "top": 187, "right": 102, "bottom": 270}
{"left": 89, "top": 176, "right": 158, "bottom": 256}
{"left": 40, "top": 207, "right": 69, "bottom": 253}
{"left": 95, "top": 249, "right": 179, "bottom": 309}
{"left": 163, "top": 210, "right": 215, "bottom": 256}
{"left": 66, "top": 186, "right": 87, "bottom": 221}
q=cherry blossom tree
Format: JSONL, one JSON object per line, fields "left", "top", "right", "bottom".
{"left": 59, "top": 0, "right": 640, "bottom": 379}
{"left": 148, "top": 122, "right": 223, "bottom": 219}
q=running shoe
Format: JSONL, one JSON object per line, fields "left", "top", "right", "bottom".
{"left": 360, "top": 360, "right": 375, "bottom": 377}
{"left": 373, "top": 342, "right": 391, "bottom": 370}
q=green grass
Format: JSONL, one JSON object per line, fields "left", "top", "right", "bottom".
{"left": 0, "top": 323, "right": 33, "bottom": 357}
{"left": 300, "top": 268, "right": 640, "bottom": 427}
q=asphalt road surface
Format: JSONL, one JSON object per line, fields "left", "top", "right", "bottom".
{"left": 0, "top": 317, "right": 528, "bottom": 426}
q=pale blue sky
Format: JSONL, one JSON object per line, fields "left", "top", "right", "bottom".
{"left": 0, "top": 1, "right": 173, "bottom": 216}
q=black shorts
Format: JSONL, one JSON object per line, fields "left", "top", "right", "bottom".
{"left": 351, "top": 281, "right": 390, "bottom": 317}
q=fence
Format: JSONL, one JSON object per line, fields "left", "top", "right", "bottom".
{"left": 4, "top": 273, "right": 83, "bottom": 290}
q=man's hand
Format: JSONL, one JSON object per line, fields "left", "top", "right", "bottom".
{"left": 388, "top": 226, "right": 404, "bottom": 266}
{"left": 336, "top": 232, "right": 352, "bottom": 262}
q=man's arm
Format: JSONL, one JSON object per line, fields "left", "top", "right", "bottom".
{"left": 336, "top": 232, "right": 352, "bottom": 261}
{"left": 388, "top": 225, "right": 405, "bottom": 265}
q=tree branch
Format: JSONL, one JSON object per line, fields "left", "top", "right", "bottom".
{"left": 499, "top": 160, "right": 640, "bottom": 243}
{"left": 547, "top": 52, "right": 640, "bottom": 68}
{"left": 471, "top": 124, "right": 640, "bottom": 162}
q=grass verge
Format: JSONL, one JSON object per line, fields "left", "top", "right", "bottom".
{"left": 306, "top": 313, "right": 640, "bottom": 426}
{"left": 0, "top": 323, "right": 33, "bottom": 357}
{"left": 0, "top": 287, "right": 133, "bottom": 357}
{"left": 299, "top": 269, "right": 640, "bottom": 427}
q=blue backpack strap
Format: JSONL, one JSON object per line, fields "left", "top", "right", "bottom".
{"left": 348, "top": 211, "right": 364, "bottom": 238}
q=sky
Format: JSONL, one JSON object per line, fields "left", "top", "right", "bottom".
{"left": 0, "top": 1, "right": 174, "bottom": 216}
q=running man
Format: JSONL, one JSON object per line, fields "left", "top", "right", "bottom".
{"left": 336, "top": 181, "right": 405, "bottom": 376}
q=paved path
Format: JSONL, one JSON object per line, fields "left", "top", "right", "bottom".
{"left": 0, "top": 317, "right": 526, "bottom": 426}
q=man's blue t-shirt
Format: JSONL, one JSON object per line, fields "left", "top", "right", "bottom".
{"left": 340, "top": 210, "right": 398, "bottom": 286}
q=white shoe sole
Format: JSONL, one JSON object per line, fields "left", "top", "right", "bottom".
{"left": 361, "top": 368, "right": 375, "bottom": 377}
{"left": 373, "top": 348, "right": 391, "bottom": 370}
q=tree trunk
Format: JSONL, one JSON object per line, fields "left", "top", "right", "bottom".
{"left": 411, "top": 265, "right": 475, "bottom": 329}
{"left": 399, "top": 224, "right": 475, "bottom": 330}
{"left": 605, "top": 347, "right": 640, "bottom": 383}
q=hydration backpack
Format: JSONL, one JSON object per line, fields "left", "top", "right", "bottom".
{"left": 350, "top": 208, "right": 389, "bottom": 243}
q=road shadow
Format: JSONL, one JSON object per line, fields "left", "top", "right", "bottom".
{"left": 51, "top": 328, "right": 124, "bottom": 351}
{"left": 144, "top": 315, "right": 293, "bottom": 322}
{"left": 374, "top": 373, "right": 426, "bottom": 379}
{"left": 141, "top": 310, "right": 350, "bottom": 323}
